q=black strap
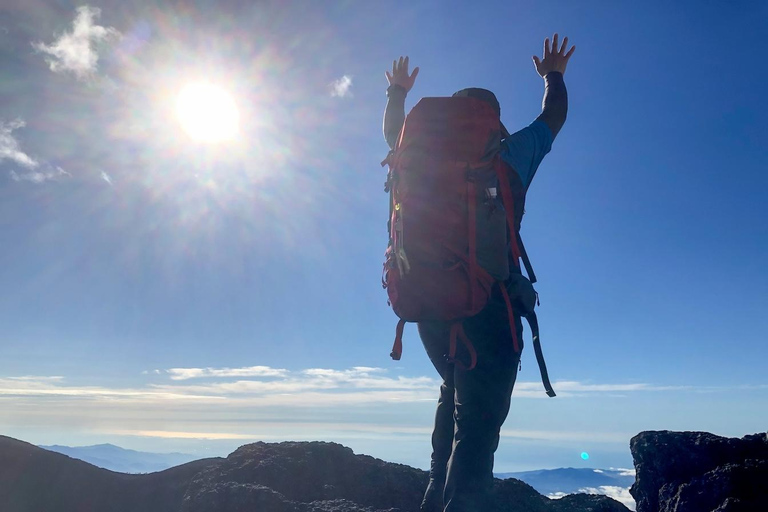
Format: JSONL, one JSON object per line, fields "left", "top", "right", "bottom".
{"left": 525, "top": 312, "right": 556, "bottom": 397}
{"left": 516, "top": 232, "right": 537, "bottom": 284}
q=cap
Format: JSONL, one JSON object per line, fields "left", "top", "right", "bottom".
{"left": 453, "top": 88, "right": 510, "bottom": 138}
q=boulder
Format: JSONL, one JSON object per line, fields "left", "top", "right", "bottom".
{"left": 630, "top": 430, "right": 768, "bottom": 512}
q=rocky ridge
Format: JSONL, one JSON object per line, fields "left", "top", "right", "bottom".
{"left": 0, "top": 435, "right": 628, "bottom": 512}
{"left": 630, "top": 430, "right": 768, "bottom": 512}
{"left": 181, "top": 441, "right": 629, "bottom": 512}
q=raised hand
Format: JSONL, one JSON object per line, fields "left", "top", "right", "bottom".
{"left": 386, "top": 56, "right": 419, "bottom": 92}
{"left": 532, "top": 34, "right": 575, "bottom": 77}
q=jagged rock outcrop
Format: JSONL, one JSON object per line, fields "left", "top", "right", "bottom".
{"left": 182, "top": 440, "right": 630, "bottom": 512}
{"left": 181, "top": 441, "right": 426, "bottom": 512}
{"left": 630, "top": 430, "right": 768, "bottom": 512}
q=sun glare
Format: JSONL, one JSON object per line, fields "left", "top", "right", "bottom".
{"left": 175, "top": 83, "right": 239, "bottom": 143}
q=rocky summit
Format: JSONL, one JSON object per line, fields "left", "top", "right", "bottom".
{"left": 630, "top": 430, "right": 768, "bottom": 512}
{"left": 0, "top": 435, "right": 628, "bottom": 512}
{"left": 181, "top": 441, "right": 629, "bottom": 512}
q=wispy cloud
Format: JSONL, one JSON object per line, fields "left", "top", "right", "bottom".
{"left": 500, "top": 429, "right": 631, "bottom": 443}
{"left": 2, "top": 118, "right": 70, "bottom": 183}
{"left": 0, "top": 368, "right": 439, "bottom": 406}
{"left": 0, "top": 376, "right": 221, "bottom": 402}
{"left": 6, "top": 376, "right": 65, "bottom": 382}
{"left": 150, "top": 366, "right": 439, "bottom": 405}
{"left": 32, "top": 5, "right": 120, "bottom": 79}
{"left": 10, "top": 166, "right": 70, "bottom": 183}
{"left": 111, "top": 422, "right": 435, "bottom": 442}
{"left": 1, "top": 119, "right": 38, "bottom": 168}
{"left": 111, "top": 430, "right": 259, "bottom": 440}
{"left": 166, "top": 366, "right": 290, "bottom": 381}
{"left": 330, "top": 75, "right": 353, "bottom": 98}
{"left": 513, "top": 380, "right": 691, "bottom": 397}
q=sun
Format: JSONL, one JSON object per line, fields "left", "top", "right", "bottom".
{"left": 175, "top": 83, "right": 239, "bottom": 143}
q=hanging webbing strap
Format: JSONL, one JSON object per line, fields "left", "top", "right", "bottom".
{"left": 494, "top": 163, "right": 522, "bottom": 265}
{"left": 526, "top": 312, "right": 556, "bottom": 397}
{"left": 390, "top": 318, "right": 406, "bottom": 361}
{"left": 516, "top": 232, "right": 537, "bottom": 284}
{"left": 499, "top": 284, "right": 521, "bottom": 354}
{"left": 467, "top": 177, "right": 479, "bottom": 312}
{"left": 495, "top": 158, "right": 538, "bottom": 283}
{"left": 447, "top": 322, "right": 478, "bottom": 371}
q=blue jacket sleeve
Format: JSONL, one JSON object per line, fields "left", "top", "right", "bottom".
{"left": 500, "top": 120, "right": 553, "bottom": 190}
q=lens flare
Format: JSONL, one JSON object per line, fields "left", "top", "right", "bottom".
{"left": 581, "top": 452, "right": 590, "bottom": 460}
{"left": 175, "top": 83, "right": 239, "bottom": 143}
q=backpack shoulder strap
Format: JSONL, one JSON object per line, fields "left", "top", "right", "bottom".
{"left": 494, "top": 156, "right": 537, "bottom": 283}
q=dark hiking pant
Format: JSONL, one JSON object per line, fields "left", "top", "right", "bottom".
{"left": 418, "top": 287, "right": 523, "bottom": 512}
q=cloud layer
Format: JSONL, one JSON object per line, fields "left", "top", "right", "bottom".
{"left": 0, "top": 366, "right": 735, "bottom": 406}
{"left": 548, "top": 486, "right": 636, "bottom": 510}
{"left": 33, "top": 6, "right": 119, "bottom": 79}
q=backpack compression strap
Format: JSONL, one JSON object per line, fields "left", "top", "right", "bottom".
{"left": 494, "top": 156, "right": 555, "bottom": 397}
{"left": 526, "top": 312, "right": 556, "bottom": 397}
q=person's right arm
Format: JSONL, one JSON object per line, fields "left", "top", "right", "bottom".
{"left": 532, "top": 34, "right": 575, "bottom": 140}
{"left": 383, "top": 56, "right": 419, "bottom": 150}
{"left": 500, "top": 34, "right": 575, "bottom": 189}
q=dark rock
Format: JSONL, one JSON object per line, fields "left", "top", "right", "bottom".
{"left": 629, "top": 430, "right": 768, "bottom": 512}
{"left": 183, "top": 440, "right": 630, "bottom": 512}
{"left": 180, "top": 441, "right": 427, "bottom": 511}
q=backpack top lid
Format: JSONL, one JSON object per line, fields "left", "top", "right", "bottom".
{"left": 452, "top": 88, "right": 511, "bottom": 139}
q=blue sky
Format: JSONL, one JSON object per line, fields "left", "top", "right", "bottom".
{"left": 1, "top": 0, "right": 766, "bottom": 472}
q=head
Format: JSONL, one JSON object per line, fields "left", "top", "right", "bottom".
{"left": 452, "top": 87, "right": 510, "bottom": 138}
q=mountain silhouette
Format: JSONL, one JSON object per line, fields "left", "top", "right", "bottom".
{"left": 40, "top": 443, "right": 199, "bottom": 473}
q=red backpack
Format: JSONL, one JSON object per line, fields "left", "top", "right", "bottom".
{"left": 381, "top": 96, "right": 555, "bottom": 396}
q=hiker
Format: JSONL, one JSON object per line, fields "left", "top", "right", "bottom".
{"left": 381, "top": 34, "right": 574, "bottom": 512}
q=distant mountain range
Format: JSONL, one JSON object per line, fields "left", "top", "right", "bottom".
{"left": 40, "top": 443, "right": 199, "bottom": 473}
